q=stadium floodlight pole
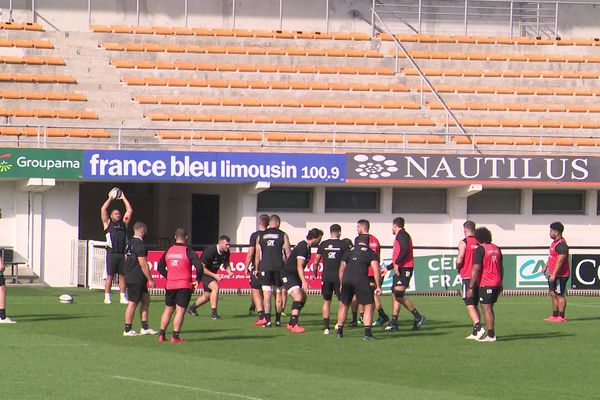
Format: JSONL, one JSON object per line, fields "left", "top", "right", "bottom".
{"left": 136, "top": 0, "right": 140, "bottom": 26}
{"left": 463, "top": 0, "right": 468, "bottom": 35}
{"left": 372, "top": 10, "right": 467, "bottom": 135}
{"left": 184, "top": 0, "right": 188, "bottom": 28}
{"left": 536, "top": 2, "right": 540, "bottom": 37}
{"left": 554, "top": 2, "right": 559, "bottom": 38}
{"left": 325, "top": 0, "right": 329, "bottom": 34}
{"left": 509, "top": 0, "right": 514, "bottom": 38}
{"left": 371, "top": 0, "right": 376, "bottom": 38}
{"left": 232, "top": 0, "right": 236, "bottom": 29}
{"left": 88, "top": 0, "right": 92, "bottom": 27}
{"left": 9, "top": 0, "right": 12, "bottom": 22}
{"left": 31, "top": 0, "right": 35, "bottom": 22}
{"left": 279, "top": 0, "right": 283, "bottom": 30}
{"left": 418, "top": 0, "right": 422, "bottom": 33}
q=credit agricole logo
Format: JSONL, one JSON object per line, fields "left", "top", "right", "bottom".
{"left": 0, "top": 153, "right": 13, "bottom": 173}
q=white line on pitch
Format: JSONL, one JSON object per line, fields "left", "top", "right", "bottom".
{"left": 112, "top": 376, "right": 265, "bottom": 400}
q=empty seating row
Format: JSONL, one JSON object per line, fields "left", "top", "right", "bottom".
{"left": 446, "top": 117, "right": 599, "bottom": 129}
{"left": 113, "top": 60, "right": 393, "bottom": 75}
{"left": 0, "top": 91, "right": 86, "bottom": 101}
{"left": 92, "top": 25, "right": 370, "bottom": 40}
{"left": 102, "top": 42, "right": 381, "bottom": 57}
{"left": 157, "top": 130, "right": 445, "bottom": 144}
{"left": 0, "top": 39, "right": 53, "bottom": 48}
{"left": 403, "top": 68, "right": 600, "bottom": 79}
{"left": 378, "top": 33, "right": 600, "bottom": 46}
{"left": 0, "top": 73, "right": 76, "bottom": 83}
{"left": 412, "top": 84, "right": 600, "bottom": 96}
{"left": 429, "top": 101, "right": 600, "bottom": 113}
{"left": 146, "top": 113, "right": 435, "bottom": 126}
{"left": 0, "top": 126, "right": 109, "bottom": 138}
{"left": 0, "top": 22, "right": 44, "bottom": 31}
{"left": 391, "top": 50, "right": 600, "bottom": 64}
{"left": 134, "top": 95, "right": 420, "bottom": 109}
{"left": 0, "top": 109, "right": 97, "bottom": 119}
{"left": 452, "top": 135, "right": 600, "bottom": 146}
{"left": 0, "top": 56, "right": 65, "bottom": 65}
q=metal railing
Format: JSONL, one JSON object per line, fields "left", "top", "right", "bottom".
{"left": 1, "top": 123, "right": 598, "bottom": 155}
{"left": 373, "top": 0, "right": 600, "bottom": 38}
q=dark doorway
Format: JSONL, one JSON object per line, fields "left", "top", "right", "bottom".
{"left": 191, "top": 194, "right": 220, "bottom": 246}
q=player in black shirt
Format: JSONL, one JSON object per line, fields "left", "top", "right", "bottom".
{"left": 245, "top": 214, "right": 270, "bottom": 325}
{"left": 123, "top": 222, "right": 156, "bottom": 337}
{"left": 282, "top": 228, "right": 323, "bottom": 333}
{"left": 188, "top": 235, "right": 233, "bottom": 320}
{"left": 313, "top": 224, "right": 349, "bottom": 334}
{"left": 255, "top": 214, "right": 291, "bottom": 327}
{"left": 336, "top": 234, "right": 382, "bottom": 340}
{"left": 100, "top": 189, "right": 133, "bottom": 304}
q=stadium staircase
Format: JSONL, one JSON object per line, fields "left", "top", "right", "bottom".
{"left": 1, "top": 21, "right": 600, "bottom": 151}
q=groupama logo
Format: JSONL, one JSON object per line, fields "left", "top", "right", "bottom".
{"left": 516, "top": 256, "right": 548, "bottom": 288}
{"left": 0, "top": 153, "right": 13, "bottom": 173}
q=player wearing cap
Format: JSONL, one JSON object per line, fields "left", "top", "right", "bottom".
{"left": 246, "top": 214, "right": 270, "bottom": 325}
{"left": 188, "top": 235, "right": 233, "bottom": 320}
{"left": 386, "top": 217, "right": 426, "bottom": 332}
{"left": 336, "top": 234, "right": 382, "bottom": 341}
{"left": 467, "top": 227, "right": 503, "bottom": 342}
{"left": 281, "top": 228, "right": 323, "bottom": 333}
{"left": 542, "top": 222, "right": 570, "bottom": 323}
{"left": 100, "top": 189, "right": 133, "bottom": 304}
{"left": 157, "top": 228, "right": 202, "bottom": 343}
{"left": 313, "top": 224, "right": 349, "bottom": 335}
{"left": 456, "top": 220, "right": 484, "bottom": 340}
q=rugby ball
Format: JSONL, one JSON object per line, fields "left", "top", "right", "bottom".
{"left": 108, "top": 187, "right": 122, "bottom": 200}
{"left": 58, "top": 294, "right": 73, "bottom": 304}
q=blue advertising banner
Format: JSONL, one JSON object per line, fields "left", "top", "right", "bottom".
{"left": 84, "top": 150, "right": 345, "bottom": 183}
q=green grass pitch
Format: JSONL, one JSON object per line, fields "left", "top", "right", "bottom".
{"left": 1, "top": 287, "right": 599, "bottom": 400}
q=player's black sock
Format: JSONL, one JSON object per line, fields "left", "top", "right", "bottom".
{"left": 249, "top": 302, "right": 256, "bottom": 311}
{"left": 552, "top": 310, "right": 559, "bottom": 317}
{"left": 411, "top": 309, "right": 422, "bottom": 320}
{"left": 488, "top": 329, "right": 495, "bottom": 338}
{"left": 141, "top": 320, "right": 149, "bottom": 330}
{"left": 392, "top": 315, "right": 398, "bottom": 323}
{"left": 124, "top": 323, "right": 132, "bottom": 333}
{"left": 258, "top": 311, "right": 265, "bottom": 319}
{"left": 351, "top": 311, "right": 358, "bottom": 323}
{"left": 189, "top": 304, "right": 197, "bottom": 311}
{"left": 289, "top": 315, "right": 299, "bottom": 325}
{"left": 211, "top": 308, "right": 217, "bottom": 316}
{"left": 275, "top": 312, "right": 281, "bottom": 323}
{"left": 173, "top": 331, "right": 180, "bottom": 339}
{"left": 0, "top": 309, "right": 5, "bottom": 319}
{"left": 337, "top": 325, "right": 344, "bottom": 336}
{"left": 378, "top": 307, "right": 388, "bottom": 319}
{"left": 265, "top": 312, "right": 271, "bottom": 322}
{"left": 473, "top": 322, "right": 481, "bottom": 335}
{"left": 364, "top": 326, "right": 373, "bottom": 337}
{"left": 159, "top": 329, "right": 166, "bottom": 337}
{"left": 558, "top": 311, "right": 565, "bottom": 318}
{"left": 360, "top": 312, "right": 364, "bottom": 320}
{"left": 323, "top": 317, "right": 330, "bottom": 330}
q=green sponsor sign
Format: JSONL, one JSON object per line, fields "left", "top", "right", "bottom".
{"left": 383, "top": 254, "right": 566, "bottom": 292}
{"left": 0, "top": 148, "right": 83, "bottom": 179}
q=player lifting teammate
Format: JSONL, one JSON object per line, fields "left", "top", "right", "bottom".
{"left": 101, "top": 188, "right": 133, "bottom": 304}
{"left": 336, "top": 234, "right": 382, "bottom": 340}
{"left": 281, "top": 228, "right": 323, "bottom": 333}
{"left": 386, "top": 217, "right": 426, "bottom": 332}
{"left": 456, "top": 221, "right": 485, "bottom": 340}
{"left": 188, "top": 235, "right": 233, "bottom": 320}
{"left": 543, "top": 222, "right": 570, "bottom": 323}
{"left": 122, "top": 222, "right": 157, "bottom": 336}
{"left": 313, "top": 224, "right": 349, "bottom": 335}
{"left": 255, "top": 214, "right": 291, "bottom": 327}
{"left": 157, "top": 228, "right": 203, "bottom": 343}
{"left": 246, "top": 214, "right": 270, "bottom": 325}
{"left": 468, "top": 227, "right": 503, "bottom": 342}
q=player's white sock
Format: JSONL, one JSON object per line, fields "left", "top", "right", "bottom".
{"left": 104, "top": 293, "right": 111, "bottom": 300}
{"left": 120, "top": 293, "right": 127, "bottom": 300}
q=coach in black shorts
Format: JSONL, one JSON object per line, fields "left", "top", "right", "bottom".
{"left": 313, "top": 224, "right": 348, "bottom": 334}
{"left": 188, "top": 235, "right": 232, "bottom": 320}
{"left": 336, "top": 234, "right": 382, "bottom": 340}
{"left": 123, "top": 222, "right": 156, "bottom": 337}
{"left": 101, "top": 190, "right": 133, "bottom": 304}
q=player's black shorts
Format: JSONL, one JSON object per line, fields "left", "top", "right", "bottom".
{"left": 201, "top": 275, "right": 218, "bottom": 293}
{"left": 461, "top": 279, "right": 479, "bottom": 306}
{"left": 479, "top": 286, "right": 500, "bottom": 305}
{"left": 126, "top": 281, "right": 148, "bottom": 304}
{"left": 0, "top": 272, "right": 5, "bottom": 287}
{"left": 106, "top": 253, "right": 126, "bottom": 276}
{"left": 281, "top": 272, "right": 302, "bottom": 291}
{"left": 250, "top": 271, "right": 261, "bottom": 290}
{"left": 322, "top": 277, "right": 340, "bottom": 301}
{"left": 341, "top": 278, "right": 373, "bottom": 306}
{"left": 259, "top": 270, "right": 282, "bottom": 288}
{"left": 393, "top": 268, "right": 414, "bottom": 289}
{"left": 548, "top": 276, "right": 568, "bottom": 296}
{"left": 165, "top": 288, "right": 193, "bottom": 308}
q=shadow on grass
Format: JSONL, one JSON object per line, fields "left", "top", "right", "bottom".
{"left": 562, "top": 316, "right": 600, "bottom": 322}
{"left": 498, "top": 332, "right": 575, "bottom": 341}
{"left": 11, "top": 314, "right": 99, "bottom": 322}
{"left": 191, "top": 334, "right": 278, "bottom": 341}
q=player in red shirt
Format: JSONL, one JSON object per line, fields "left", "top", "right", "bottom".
{"left": 386, "top": 217, "right": 426, "bottom": 332}
{"left": 542, "top": 222, "right": 570, "bottom": 323}
{"left": 157, "top": 228, "right": 202, "bottom": 343}
{"left": 456, "top": 221, "right": 484, "bottom": 340}
{"left": 467, "top": 227, "right": 503, "bottom": 342}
